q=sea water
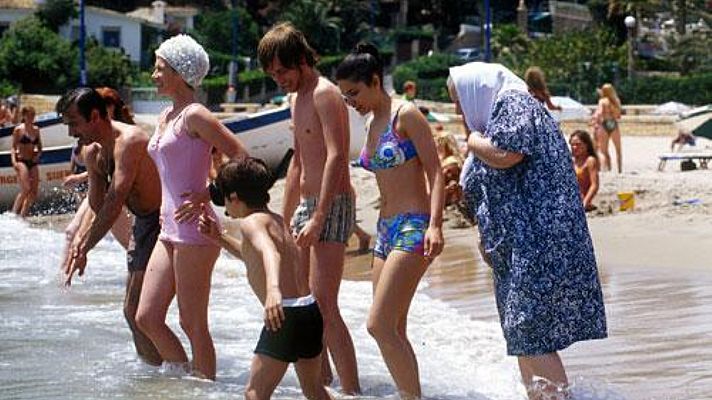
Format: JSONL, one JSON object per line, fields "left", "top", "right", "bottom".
{"left": 2, "top": 213, "right": 708, "bottom": 399}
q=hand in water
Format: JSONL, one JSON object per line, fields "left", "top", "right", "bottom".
{"left": 64, "top": 244, "right": 87, "bottom": 286}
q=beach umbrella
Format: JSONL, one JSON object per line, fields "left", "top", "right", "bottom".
{"left": 676, "top": 105, "right": 712, "bottom": 140}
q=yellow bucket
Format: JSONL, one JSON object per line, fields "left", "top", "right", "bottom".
{"left": 617, "top": 192, "right": 635, "bottom": 211}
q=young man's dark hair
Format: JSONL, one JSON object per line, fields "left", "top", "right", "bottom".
{"left": 56, "top": 87, "right": 108, "bottom": 121}
{"left": 257, "top": 22, "right": 319, "bottom": 70}
{"left": 217, "top": 157, "right": 273, "bottom": 209}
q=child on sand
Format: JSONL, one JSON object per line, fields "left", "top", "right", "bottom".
{"left": 198, "top": 157, "right": 331, "bottom": 400}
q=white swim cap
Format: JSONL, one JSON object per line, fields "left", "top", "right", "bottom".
{"left": 155, "top": 34, "right": 209, "bottom": 88}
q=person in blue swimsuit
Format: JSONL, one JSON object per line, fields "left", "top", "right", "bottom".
{"left": 336, "top": 43, "right": 445, "bottom": 399}
{"left": 448, "top": 62, "right": 607, "bottom": 398}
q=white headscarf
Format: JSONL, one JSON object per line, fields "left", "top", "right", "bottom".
{"left": 448, "top": 62, "right": 528, "bottom": 133}
{"left": 155, "top": 34, "right": 210, "bottom": 88}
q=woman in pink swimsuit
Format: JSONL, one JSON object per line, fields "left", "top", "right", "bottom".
{"left": 136, "top": 34, "right": 247, "bottom": 380}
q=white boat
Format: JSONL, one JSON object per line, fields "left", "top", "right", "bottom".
{"left": 0, "top": 106, "right": 368, "bottom": 211}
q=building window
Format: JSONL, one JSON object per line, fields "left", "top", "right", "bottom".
{"left": 102, "top": 27, "right": 121, "bottom": 48}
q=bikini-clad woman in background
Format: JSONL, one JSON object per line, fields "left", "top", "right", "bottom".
{"left": 592, "top": 83, "right": 622, "bottom": 173}
{"left": 11, "top": 106, "right": 42, "bottom": 217}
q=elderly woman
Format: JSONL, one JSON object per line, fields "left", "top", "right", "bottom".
{"left": 135, "top": 34, "right": 247, "bottom": 380}
{"left": 448, "top": 62, "right": 607, "bottom": 398}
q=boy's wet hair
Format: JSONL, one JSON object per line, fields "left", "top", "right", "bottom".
{"left": 335, "top": 42, "right": 384, "bottom": 87}
{"left": 56, "top": 87, "right": 108, "bottom": 121}
{"left": 258, "top": 22, "right": 318, "bottom": 70}
{"left": 217, "top": 157, "right": 273, "bottom": 209}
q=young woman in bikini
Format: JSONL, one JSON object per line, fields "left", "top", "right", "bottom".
{"left": 11, "top": 106, "right": 42, "bottom": 217}
{"left": 336, "top": 43, "right": 444, "bottom": 399}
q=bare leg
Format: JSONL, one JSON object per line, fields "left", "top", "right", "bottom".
{"left": 124, "top": 270, "right": 163, "bottom": 366}
{"left": 352, "top": 224, "right": 371, "bottom": 253}
{"left": 174, "top": 243, "right": 219, "bottom": 380}
{"left": 136, "top": 241, "right": 188, "bottom": 365}
{"left": 597, "top": 131, "right": 611, "bottom": 172}
{"left": 12, "top": 163, "right": 30, "bottom": 215}
{"left": 368, "top": 252, "right": 428, "bottom": 399}
{"left": 611, "top": 128, "right": 623, "bottom": 174}
{"left": 518, "top": 352, "right": 569, "bottom": 400}
{"left": 110, "top": 208, "right": 133, "bottom": 250}
{"left": 298, "top": 245, "right": 333, "bottom": 385}
{"left": 310, "top": 242, "right": 360, "bottom": 394}
{"left": 295, "top": 356, "right": 334, "bottom": 400}
{"left": 245, "top": 354, "right": 290, "bottom": 400}
{"left": 20, "top": 166, "right": 39, "bottom": 217}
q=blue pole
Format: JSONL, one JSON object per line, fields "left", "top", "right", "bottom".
{"left": 79, "top": 0, "right": 87, "bottom": 85}
{"left": 484, "top": 0, "right": 491, "bottom": 62}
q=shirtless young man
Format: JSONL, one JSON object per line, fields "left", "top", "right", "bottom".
{"left": 258, "top": 23, "right": 360, "bottom": 394}
{"left": 199, "top": 158, "right": 332, "bottom": 400}
{"left": 57, "top": 87, "right": 162, "bottom": 366}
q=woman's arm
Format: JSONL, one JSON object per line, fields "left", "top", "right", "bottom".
{"left": 467, "top": 133, "right": 524, "bottom": 169}
{"left": 10, "top": 126, "right": 20, "bottom": 167}
{"left": 188, "top": 104, "right": 248, "bottom": 159}
{"left": 399, "top": 103, "right": 445, "bottom": 258}
{"left": 583, "top": 156, "right": 599, "bottom": 209}
{"left": 34, "top": 125, "right": 42, "bottom": 161}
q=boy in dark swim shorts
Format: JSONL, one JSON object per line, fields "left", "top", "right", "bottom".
{"left": 198, "top": 157, "right": 332, "bottom": 400}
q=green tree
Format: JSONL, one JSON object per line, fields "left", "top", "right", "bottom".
{"left": 84, "top": 38, "right": 136, "bottom": 88}
{"left": 36, "top": 0, "right": 77, "bottom": 32}
{"left": 0, "top": 17, "right": 74, "bottom": 93}
{"left": 279, "top": 0, "right": 342, "bottom": 54}
{"left": 192, "top": 7, "right": 260, "bottom": 57}
{"left": 665, "top": 31, "right": 712, "bottom": 75}
{"left": 491, "top": 24, "right": 530, "bottom": 67}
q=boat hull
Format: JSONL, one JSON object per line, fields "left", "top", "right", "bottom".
{"left": 0, "top": 106, "right": 368, "bottom": 211}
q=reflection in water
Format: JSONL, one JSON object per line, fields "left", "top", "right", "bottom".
{"left": 1, "top": 215, "right": 711, "bottom": 399}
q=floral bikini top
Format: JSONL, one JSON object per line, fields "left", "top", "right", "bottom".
{"left": 359, "top": 106, "right": 418, "bottom": 172}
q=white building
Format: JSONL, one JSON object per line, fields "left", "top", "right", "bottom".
{"left": 0, "top": 0, "right": 196, "bottom": 65}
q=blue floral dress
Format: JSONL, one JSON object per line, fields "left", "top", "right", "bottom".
{"left": 462, "top": 90, "right": 607, "bottom": 356}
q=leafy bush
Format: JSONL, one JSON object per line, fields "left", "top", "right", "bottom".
{"left": 0, "top": 17, "right": 74, "bottom": 93}
{"left": 392, "top": 53, "right": 463, "bottom": 101}
{"left": 618, "top": 73, "right": 712, "bottom": 105}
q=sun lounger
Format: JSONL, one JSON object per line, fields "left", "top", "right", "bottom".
{"left": 658, "top": 152, "right": 712, "bottom": 171}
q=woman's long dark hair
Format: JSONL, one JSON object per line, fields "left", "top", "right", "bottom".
{"left": 335, "top": 42, "right": 384, "bottom": 86}
{"left": 570, "top": 130, "right": 597, "bottom": 159}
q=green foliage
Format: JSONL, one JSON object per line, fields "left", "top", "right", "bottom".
{"left": 495, "top": 29, "right": 627, "bottom": 103}
{"left": 392, "top": 53, "right": 464, "bottom": 102}
{"left": 35, "top": 0, "right": 77, "bottom": 32}
{"left": 192, "top": 8, "right": 260, "bottom": 58}
{"left": 0, "top": 16, "right": 136, "bottom": 94}
{"left": 618, "top": 73, "right": 712, "bottom": 105}
{"left": 85, "top": 39, "right": 136, "bottom": 88}
{"left": 664, "top": 32, "right": 712, "bottom": 76}
{"left": 279, "top": 0, "right": 342, "bottom": 54}
{"left": 0, "top": 17, "right": 74, "bottom": 93}
{"left": 0, "top": 80, "right": 18, "bottom": 98}
{"left": 491, "top": 24, "right": 530, "bottom": 68}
